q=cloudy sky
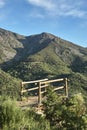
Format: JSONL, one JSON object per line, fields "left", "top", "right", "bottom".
{"left": 0, "top": 0, "right": 87, "bottom": 47}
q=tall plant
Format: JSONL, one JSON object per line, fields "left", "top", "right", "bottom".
{"left": 43, "top": 87, "right": 87, "bottom": 130}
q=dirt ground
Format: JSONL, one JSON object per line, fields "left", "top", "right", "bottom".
{"left": 17, "top": 96, "right": 38, "bottom": 108}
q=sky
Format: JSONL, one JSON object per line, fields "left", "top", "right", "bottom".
{"left": 0, "top": 0, "right": 87, "bottom": 47}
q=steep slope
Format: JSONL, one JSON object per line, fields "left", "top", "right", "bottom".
{"left": 0, "top": 69, "right": 21, "bottom": 99}
{"left": 0, "top": 28, "right": 26, "bottom": 64}
{"left": 6, "top": 32, "right": 87, "bottom": 79}
{"left": 0, "top": 28, "right": 87, "bottom": 99}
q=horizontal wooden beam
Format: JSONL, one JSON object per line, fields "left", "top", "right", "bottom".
{"left": 54, "top": 86, "right": 64, "bottom": 91}
{"left": 22, "top": 78, "right": 48, "bottom": 85}
{"left": 41, "top": 84, "right": 48, "bottom": 89}
{"left": 40, "top": 91, "right": 46, "bottom": 94}
{"left": 41, "top": 78, "right": 64, "bottom": 84}
{"left": 40, "top": 86, "right": 64, "bottom": 94}
{"left": 21, "top": 86, "right": 39, "bottom": 93}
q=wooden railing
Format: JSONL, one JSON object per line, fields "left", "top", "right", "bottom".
{"left": 21, "top": 78, "right": 68, "bottom": 106}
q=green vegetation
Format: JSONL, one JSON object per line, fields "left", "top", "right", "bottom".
{"left": 0, "top": 69, "right": 21, "bottom": 99}
{"left": 0, "top": 88, "right": 87, "bottom": 130}
{"left": 0, "top": 96, "right": 51, "bottom": 130}
{"left": 0, "top": 29, "right": 87, "bottom": 102}
{"left": 0, "top": 28, "right": 87, "bottom": 129}
{"left": 43, "top": 87, "right": 87, "bottom": 130}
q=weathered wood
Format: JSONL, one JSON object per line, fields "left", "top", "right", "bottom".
{"left": 21, "top": 82, "right": 23, "bottom": 101}
{"left": 21, "top": 85, "right": 49, "bottom": 93}
{"left": 41, "top": 91, "right": 46, "bottom": 94}
{"left": 20, "top": 77, "right": 68, "bottom": 106}
{"left": 41, "top": 84, "right": 48, "bottom": 89}
{"left": 22, "top": 78, "right": 48, "bottom": 85}
{"left": 41, "top": 78, "right": 64, "bottom": 84}
{"left": 54, "top": 86, "right": 64, "bottom": 91}
{"left": 65, "top": 78, "right": 68, "bottom": 97}
{"left": 21, "top": 86, "right": 39, "bottom": 93}
{"left": 38, "top": 82, "right": 41, "bottom": 106}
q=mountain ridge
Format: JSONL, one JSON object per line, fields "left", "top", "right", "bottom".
{"left": 0, "top": 28, "right": 87, "bottom": 99}
{"left": 0, "top": 27, "right": 87, "bottom": 71}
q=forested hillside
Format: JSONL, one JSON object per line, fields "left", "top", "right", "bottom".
{"left": 0, "top": 28, "right": 87, "bottom": 99}
{"left": 0, "top": 28, "right": 87, "bottom": 130}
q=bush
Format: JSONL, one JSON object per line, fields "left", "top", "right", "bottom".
{"left": 43, "top": 87, "right": 87, "bottom": 130}
{"left": 0, "top": 96, "right": 52, "bottom": 130}
{"left": 0, "top": 97, "right": 27, "bottom": 130}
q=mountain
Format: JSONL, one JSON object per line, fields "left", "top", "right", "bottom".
{"left": 0, "top": 28, "right": 87, "bottom": 99}
{"left": 0, "top": 28, "right": 26, "bottom": 64}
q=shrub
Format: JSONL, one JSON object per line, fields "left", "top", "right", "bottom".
{"left": 0, "top": 97, "right": 27, "bottom": 130}
{"left": 43, "top": 87, "right": 87, "bottom": 130}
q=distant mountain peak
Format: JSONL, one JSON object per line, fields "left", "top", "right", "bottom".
{"left": 28, "top": 32, "right": 57, "bottom": 40}
{"left": 40, "top": 32, "right": 57, "bottom": 39}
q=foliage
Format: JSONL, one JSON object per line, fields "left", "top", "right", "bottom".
{"left": 0, "top": 69, "right": 21, "bottom": 99}
{"left": 71, "top": 56, "right": 87, "bottom": 75}
{"left": 43, "top": 87, "right": 87, "bottom": 130}
{"left": 0, "top": 97, "right": 27, "bottom": 130}
{"left": 0, "top": 96, "right": 52, "bottom": 130}
{"left": 0, "top": 28, "right": 87, "bottom": 130}
{"left": 0, "top": 28, "right": 87, "bottom": 108}
{"left": 68, "top": 72, "right": 87, "bottom": 97}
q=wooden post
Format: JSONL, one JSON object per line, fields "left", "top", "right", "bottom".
{"left": 38, "top": 82, "right": 41, "bottom": 106}
{"left": 45, "top": 83, "right": 46, "bottom": 94}
{"left": 21, "top": 82, "right": 23, "bottom": 101}
{"left": 65, "top": 78, "right": 68, "bottom": 97}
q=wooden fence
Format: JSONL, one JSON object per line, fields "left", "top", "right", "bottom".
{"left": 21, "top": 78, "right": 68, "bottom": 106}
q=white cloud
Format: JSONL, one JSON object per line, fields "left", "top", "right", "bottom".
{"left": 54, "top": 0, "right": 87, "bottom": 18}
{"left": 27, "top": 0, "right": 56, "bottom": 10}
{"left": 27, "top": 0, "right": 87, "bottom": 18}
{"left": 0, "top": 0, "right": 5, "bottom": 8}
{"left": 64, "top": 10, "right": 86, "bottom": 18}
